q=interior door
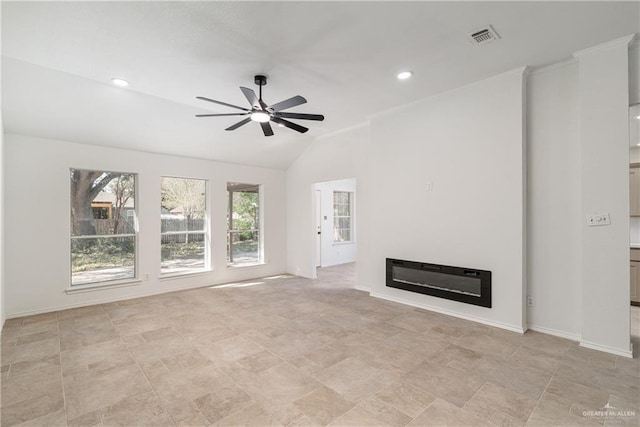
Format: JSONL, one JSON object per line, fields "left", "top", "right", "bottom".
{"left": 316, "top": 190, "right": 322, "bottom": 267}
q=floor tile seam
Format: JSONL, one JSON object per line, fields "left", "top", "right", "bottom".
{"left": 122, "top": 343, "right": 177, "bottom": 423}
{"left": 287, "top": 383, "right": 345, "bottom": 416}
{"left": 408, "top": 396, "right": 440, "bottom": 423}
{"left": 357, "top": 396, "right": 413, "bottom": 427}
{"left": 477, "top": 380, "right": 540, "bottom": 422}
{"left": 88, "top": 388, "right": 157, "bottom": 425}
{"left": 459, "top": 380, "right": 490, "bottom": 415}
{"left": 370, "top": 388, "right": 429, "bottom": 423}
{"left": 523, "top": 370, "right": 556, "bottom": 425}
{"left": 216, "top": 375, "right": 275, "bottom": 424}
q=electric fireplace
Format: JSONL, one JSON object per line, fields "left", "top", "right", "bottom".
{"left": 386, "top": 258, "right": 491, "bottom": 308}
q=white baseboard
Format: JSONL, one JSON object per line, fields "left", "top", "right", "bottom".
{"left": 5, "top": 273, "right": 287, "bottom": 319}
{"left": 527, "top": 324, "right": 581, "bottom": 342}
{"left": 370, "top": 291, "right": 526, "bottom": 334}
{"left": 354, "top": 285, "right": 370, "bottom": 292}
{"left": 580, "top": 340, "right": 633, "bottom": 359}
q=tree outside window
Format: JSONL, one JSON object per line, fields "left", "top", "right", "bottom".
{"left": 70, "top": 169, "right": 136, "bottom": 286}
{"left": 160, "top": 177, "right": 207, "bottom": 275}
{"left": 227, "top": 183, "right": 261, "bottom": 265}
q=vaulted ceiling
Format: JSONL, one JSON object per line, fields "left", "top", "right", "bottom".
{"left": 2, "top": 1, "right": 638, "bottom": 169}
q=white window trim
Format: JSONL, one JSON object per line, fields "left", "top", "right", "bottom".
{"left": 226, "top": 183, "right": 263, "bottom": 267}
{"left": 65, "top": 278, "right": 142, "bottom": 294}
{"left": 160, "top": 176, "right": 209, "bottom": 277}
{"left": 159, "top": 268, "right": 213, "bottom": 281}
{"left": 333, "top": 191, "right": 354, "bottom": 244}
{"left": 70, "top": 169, "right": 139, "bottom": 288}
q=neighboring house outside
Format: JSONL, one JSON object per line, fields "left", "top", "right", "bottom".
{"left": 91, "top": 191, "right": 135, "bottom": 220}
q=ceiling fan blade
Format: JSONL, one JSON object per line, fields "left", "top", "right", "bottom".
{"left": 225, "top": 117, "right": 252, "bottom": 131}
{"left": 275, "top": 112, "right": 324, "bottom": 121}
{"left": 196, "top": 96, "right": 249, "bottom": 111}
{"left": 240, "top": 87, "right": 260, "bottom": 109}
{"left": 196, "top": 113, "right": 249, "bottom": 117}
{"left": 271, "top": 117, "right": 309, "bottom": 134}
{"left": 268, "top": 95, "right": 307, "bottom": 112}
{"left": 260, "top": 121, "right": 274, "bottom": 137}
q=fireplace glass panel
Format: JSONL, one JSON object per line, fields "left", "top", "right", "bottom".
{"left": 392, "top": 265, "right": 481, "bottom": 297}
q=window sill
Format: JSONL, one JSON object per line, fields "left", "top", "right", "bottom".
{"left": 332, "top": 241, "right": 356, "bottom": 246}
{"left": 159, "top": 269, "right": 213, "bottom": 281}
{"left": 65, "top": 279, "right": 142, "bottom": 294}
{"left": 227, "top": 262, "right": 266, "bottom": 269}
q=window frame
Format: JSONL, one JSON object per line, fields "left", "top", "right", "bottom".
{"left": 227, "top": 182, "right": 264, "bottom": 267}
{"left": 333, "top": 191, "right": 354, "bottom": 244}
{"left": 69, "top": 168, "right": 139, "bottom": 288}
{"left": 160, "top": 176, "right": 210, "bottom": 277}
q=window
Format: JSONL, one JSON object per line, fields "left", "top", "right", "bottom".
{"left": 70, "top": 169, "right": 136, "bottom": 286}
{"left": 227, "top": 182, "right": 261, "bottom": 265}
{"left": 161, "top": 177, "right": 207, "bottom": 275}
{"left": 333, "top": 191, "right": 353, "bottom": 243}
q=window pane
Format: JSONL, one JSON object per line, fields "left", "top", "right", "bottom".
{"left": 333, "top": 191, "right": 352, "bottom": 243}
{"left": 161, "top": 177, "right": 207, "bottom": 275}
{"left": 229, "top": 230, "right": 259, "bottom": 264}
{"left": 334, "top": 192, "right": 348, "bottom": 204}
{"left": 70, "top": 169, "right": 136, "bottom": 285}
{"left": 335, "top": 204, "right": 350, "bottom": 216}
{"left": 227, "top": 182, "right": 261, "bottom": 265}
{"left": 71, "top": 236, "right": 135, "bottom": 285}
{"left": 231, "top": 191, "right": 259, "bottom": 231}
{"left": 341, "top": 229, "right": 351, "bottom": 242}
{"left": 161, "top": 217, "right": 206, "bottom": 233}
{"left": 71, "top": 171, "right": 136, "bottom": 237}
{"left": 161, "top": 233, "right": 206, "bottom": 274}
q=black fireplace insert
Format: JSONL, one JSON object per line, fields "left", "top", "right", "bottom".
{"left": 386, "top": 258, "right": 491, "bottom": 308}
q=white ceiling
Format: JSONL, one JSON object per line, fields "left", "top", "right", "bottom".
{"left": 2, "top": 1, "right": 639, "bottom": 169}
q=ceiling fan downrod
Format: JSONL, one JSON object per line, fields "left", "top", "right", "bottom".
{"left": 254, "top": 75, "right": 267, "bottom": 102}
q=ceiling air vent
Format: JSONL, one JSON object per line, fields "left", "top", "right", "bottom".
{"left": 467, "top": 25, "right": 500, "bottom": 46}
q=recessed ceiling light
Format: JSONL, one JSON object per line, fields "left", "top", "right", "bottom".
{"left": 111, "top": 78, "right": 129, "bottom": 87}
{"left": 397, "top": 71, "right": 413, "bottom": 80}
{"left": 636, "top": 115, "right": 640, "bottom": 119}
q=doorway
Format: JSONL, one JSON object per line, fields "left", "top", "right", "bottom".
{"left": 313, "top": 178, "right": 357, "bottom": 271}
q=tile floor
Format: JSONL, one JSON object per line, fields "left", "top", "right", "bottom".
{"left": 1, "top": 263, "right": 639, "bottom": 426}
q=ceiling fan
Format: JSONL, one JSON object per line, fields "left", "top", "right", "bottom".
{"left": 195, "top": 75, "right": 324, "bottom": 137}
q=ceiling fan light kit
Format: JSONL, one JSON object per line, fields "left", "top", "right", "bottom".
{"left": 196, "top": 75, "right": 325, "bottom": 137}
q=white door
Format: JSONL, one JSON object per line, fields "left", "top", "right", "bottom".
{"left": 316, "top": 190, "right": 322, "bottom": 267}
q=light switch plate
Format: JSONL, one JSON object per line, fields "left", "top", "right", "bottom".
{"left": 586, "top": 213, "right": 611, "bottom": 227}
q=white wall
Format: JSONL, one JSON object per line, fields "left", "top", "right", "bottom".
{"left": 286, "top": 124, "right": 369, "bottom": 280}
{"left": 365, "top": 68, "right": 527, "bottom": 332}
{"left": 286, "top": 36, "right": 637, "bottom": 355}
{"left": 0, "top": 113, "right": 5, "bottom": 329}
{"left": 4, "top": 134, "right": 287, "bottom": 317}
{"left": 526, "top": 60, "right": 582, "bottom": 339}
{"left": 1, "top": 2, "right": 5, "bottom": 329}
{"left": 314, "top": 178, "right": 357, "bottom": 267}
{"left": 574, "top": 36, "right": 633, "bottom": 357}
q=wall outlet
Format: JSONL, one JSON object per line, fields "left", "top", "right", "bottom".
{"left": 586, "top": 213, "right": 611, "bottom": 227}
{"left": 527, "top": 296, "right": 535, "bottom": 307}
{"left": 144, "top": 273, "right": 150, "bottom": 280}
{"left": 426, "top": 181, "right": 433, "bottom": 191}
